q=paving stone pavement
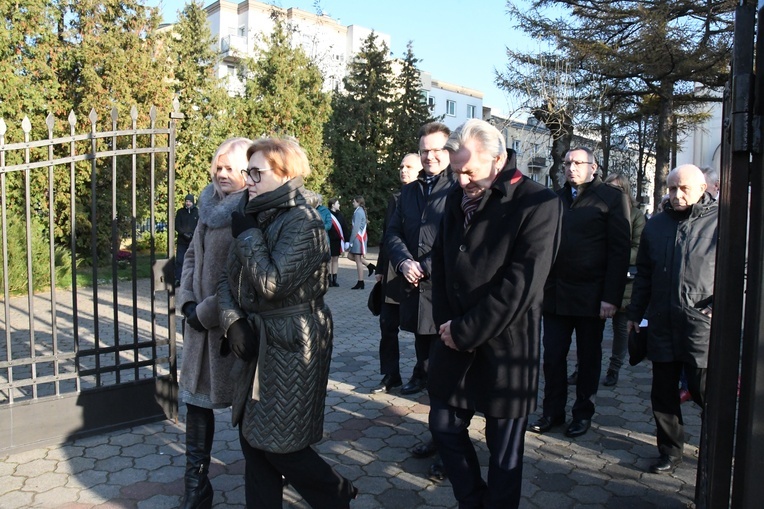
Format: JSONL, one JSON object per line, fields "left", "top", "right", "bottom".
{"left": 0, "top": 250, "right": 702, "bottom": 508}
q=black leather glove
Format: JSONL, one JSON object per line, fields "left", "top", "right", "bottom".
{"left": 226, "top": 318, "right": 259, "bottom": 361}
{"left": 231, "top": 211, "right": 258, "bottom": 238}
{"left": 181, "top": 232, "right": 193, "bottom": 243}
{"left": 182, "top": 302, "right": 205, "bottom": 332}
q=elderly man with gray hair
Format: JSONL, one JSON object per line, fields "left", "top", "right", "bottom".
{"left": 627, "top": 164, "right": 718, "bottom": 475}
{"left": 428, "top": 119, "right": 563, "bottom": 508}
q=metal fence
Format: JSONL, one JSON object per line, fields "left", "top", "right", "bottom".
{"left": 0, "top": 102, "right": 182, "bottom": 453}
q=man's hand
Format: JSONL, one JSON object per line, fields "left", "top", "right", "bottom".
{"left": 401, "top": 259, "right": 425, "bottom": 286}
{"left": 626, "top": 320, "right": 640, "bottom": 334}
{"left": 438, "top": 320, "right": 458, "bottom": 350}
{"left": 701, "top": 305, "right": 713, "bottom": 318}
{"left": 600, "top": 301, "right": 617, "bottom": 320}
{"left": 375, "top": 274, "right": 383, "bottom": 282}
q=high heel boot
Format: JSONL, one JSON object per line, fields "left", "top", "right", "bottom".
{"left": 351, "top": 280, "right": 364, "bottom": 290}
{"left": 367, "top": 263, "right": 376, "bottom": 277}
{"left": 181, "top": 404, "right": 215, "bottom": 509}
{"left": 330, "top": 274, "right": 339, "bottom": 287}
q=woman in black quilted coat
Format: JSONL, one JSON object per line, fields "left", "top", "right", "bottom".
{"left": 218, "top": 138, "right": 357, "bottom": 508}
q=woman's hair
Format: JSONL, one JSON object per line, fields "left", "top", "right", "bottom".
{"left": 210, "top": 137, "right": 252, "bottom": 199}
{"left": 329, "top": 197, "right": 341, "bottom": 209}
{"left": 604, "top": 172, "right": 637, "bottom": 207}
{"left": 353, "top": 196, "right": 365, "bottom": 209}
{"left": 246, "top": 137, "right": 311, "bottom": 180}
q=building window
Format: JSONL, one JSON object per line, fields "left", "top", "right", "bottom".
{"left": 446, "top": 100, "right": 456, "bottom": 116}
{"left": 428, "top": 96, "right": 435, "bottom": 108}
{"left": 227, "top": 65, "right": 236, "bottom": 77}
{"left": 512, "top": 140, "right": 521, "bottom": 153}
{"left": 238, "top": 25, "right": 246, "bottom": 37}
{"left": 467, "top": 104, "right": 476, "bottom": 118}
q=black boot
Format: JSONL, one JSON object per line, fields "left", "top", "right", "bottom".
{"left": 351, "top": 280, "right": 364, "bottom": 290}
{"left": 330, "top": 274, "right": 339, "bottom": 287}
{"left": 367, "top": 263, "right": 376, "bottom": 277}
{"left": 181, "top": 404, "right": 215, "bottom": 509}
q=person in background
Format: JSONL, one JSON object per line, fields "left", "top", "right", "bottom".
{"left": 175, "top": 193, "right": 199, "bottom": 286}
{"left": 327, "top": 198, "right": 350, "bottom": 287}
{"left": 176, "top": 137, "right": 251, "bottom": 509}
{"left": 601, "top": 173, "right": 646, "bottom": 387}
{"left": 627, "top": 164, "right": 717, "bottom": 474}
{"left": 371, "top": 153, "right": 422, "bottom": 394}
{"left": 701, "top": 166, "right": 720, "bottom": 199}
{"left": 529, "top": 147, "right": 631, "bottom": 439}
{"left": 347, "top": 196, "right": 375, "bottom": 290}
{"left": 218, "top": 137, "right": 357, "bottom": 508}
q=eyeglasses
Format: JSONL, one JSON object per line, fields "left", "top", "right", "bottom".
{"left": 418, "top": 147, "right": 446, "bottom": 157}
{"left": 241, "top": 166, "right": 273, "bottom": 183}
{"left": 562, "top": 160, "right": 593, "bottom": 168}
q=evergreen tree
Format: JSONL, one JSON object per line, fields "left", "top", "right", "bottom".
{"left": 325, "top": 31, "right": 396, "bottom": 244}
{"left": 236, "top": 13, "right": 332, "bottom": 194}
{"left": 389, "top": 41, "right": 436, "bottom": 179}
{"left": 166, "top": 1, "right": 235, "bottom": 204}
{"left": 503, "top": 0, "right": 734, "bottom": 204}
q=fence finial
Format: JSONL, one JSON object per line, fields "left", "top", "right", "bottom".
{"left": 46, "top": 113, "right": 55, "bottom": 134}
{"left": 111, "top": 106, "right": 119, "bottom": 123}
{"left": 68, "top": 110, "right": 77, "bottom": 128}
{"left": 21, "top": 116, "right": 31, "bottom": 134}
{"left": 89, "top": 109, "right": 98, "bottom": 125}
{"left": 130, "top": 105, "right": 138, "bottom": 121}
{"left": 0, "top": 118, "right": 6, "bottom": 138}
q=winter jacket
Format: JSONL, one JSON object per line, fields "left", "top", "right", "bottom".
{"left": 218, "top": 178, "right": 332, "bottom": 454}
{"left": 177, "top": 184, "right": 245, "bottom": 408}
{"left": 543, "top": 176, "right": 632, "bottom": 316}
{"left": 385, "top": 170, "right": 457, "bottom": 334}
{"left": 626, "top": 194, "right": 718, "bottom": 368}
{"left": 621, "top": 204, "right": 647, "bottom": 307}
{"left": 175, "top": 205, "right": 199, "bottom": 245}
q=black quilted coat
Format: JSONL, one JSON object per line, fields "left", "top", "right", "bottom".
{"left": 218, "top": 178, "right": 332, "bottom": 454}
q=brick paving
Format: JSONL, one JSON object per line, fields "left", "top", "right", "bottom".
{"left": 0, "top": 249, "right": 701, "bottom": 508}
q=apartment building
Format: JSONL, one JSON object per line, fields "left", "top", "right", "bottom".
{"left": 202, "top": 0, "right": 483, "bottom": 120}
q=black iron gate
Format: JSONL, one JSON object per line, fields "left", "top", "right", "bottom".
{"left": 0, "top": 102, "right": 182, "bottom": 453}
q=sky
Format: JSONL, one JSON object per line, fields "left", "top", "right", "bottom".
{"left": 146, "top": 0, "right": 529, "bottom": 116}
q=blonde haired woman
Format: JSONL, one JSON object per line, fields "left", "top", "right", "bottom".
{"left": 219, "top": 137, "right": 357, "bottom": 508}
{"left": 176, "top": 137, "right": 251, "bottom": 509}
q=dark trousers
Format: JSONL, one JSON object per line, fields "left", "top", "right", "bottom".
{"left": 412, "top": 333, "right": 437, "bottom": 380}
{"left": 429, "top": 397, "right": 527, "bottom": 509}
{"left": 238, "top": 429, "right": 354, "bottom": 509}
{"left": 651, "top": 361, "right": 706, "bottom": 458}
{"left": 378, "top": 302, "right": 401, "bottom": 376}
{"left": 175, "top": 241, "right": 190, "bottom": 282}
{"left": 607, "top": 311, "right": 629, "bottom": 372}
{"left": 542, "top": 313, "right": 605, "bottom": 421}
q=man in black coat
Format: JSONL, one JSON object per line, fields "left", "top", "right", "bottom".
{"left": 371, "top": 153, "right": 422, "bottom": 394}
{"left": 626, "top": 164, "right": 717, "bottom": 475}
{"left": 529, "top": 147, "right": 631, "bottom": 438}
{"left": 429, "top": 119, "right": 563, "bottom": 508}
{"left": 386, "top": 122, "right": 456, "bottom": 396}
{"left": 175, "top": 193, "right": 199, "bottom": 286}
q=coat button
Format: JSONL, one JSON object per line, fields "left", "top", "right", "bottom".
{"left": 248, "top": 293, "right": 255, "bottom": 301}
{"left": 421, "top": 218, "right": 426, "bottom": 224}
{"left": 459, "top": 244, "right": 467, "bottom": 252}
{"left": 419, "top": 287, "right": 424, "bottom": 293}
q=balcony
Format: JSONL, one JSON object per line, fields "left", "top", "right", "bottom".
{"left": 220, "top": 35, "right": 248, "bottom": 59}
{"left": 528, "top": 156, "right": 548, "bottom": 169}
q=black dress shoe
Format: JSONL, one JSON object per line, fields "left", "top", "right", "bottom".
{"left": 649, "top": 454, "right": 682, "bottom": 474}
{"left": 565, "top": 419, "right": 592, "bottom": 438}
{"left": 428, "top": 460, "right": 445, "bottom": 482}
{"left": 603, "top": 369, "right": 619, "bottom": 387}
{"left": 400, "top": 377, "right": 427, "bottom": 395}
{"left": 528, "top": 415, "right": 566, "bottom": 433}
{"left": 567, "top": 370, "right": 578, "bottom": 385}
{"left": 370, "top": 374, "right": 402, "bottom": 394}
{"left": 411, "top": 440, "right": 438, "bottom": 458}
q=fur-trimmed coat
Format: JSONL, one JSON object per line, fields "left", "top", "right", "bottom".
{"left": 177, "top": 183, "right": 246, "bottom": 408}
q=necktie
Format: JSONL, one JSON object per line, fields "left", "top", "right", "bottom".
{"left": 571, "top": 187, "right": 577, "bottom": 199}
{"left": 462, "top": 193, "right": 481, "bottom": 228}
{"left": 424, "top": 176, "right": 436, "bottom": 196}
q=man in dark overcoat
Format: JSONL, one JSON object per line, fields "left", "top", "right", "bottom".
{"left": 429, "top": 119, "right": 563, "bottom": 508}
{"left": 386, "top": 122, "right": 456, "bottom": 396}
{"left": 371, "top": 153, "right": 421, "bottom": 394}
{"left": 627, "top": 164, "right": 717, "bottom": 475}
{"left": 529, "top": 146, "right": 631, "bottom": 438}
